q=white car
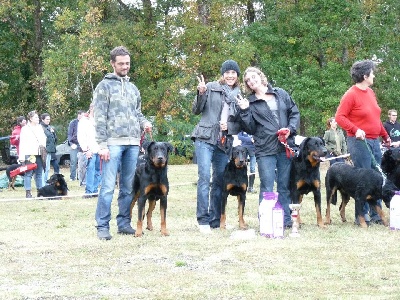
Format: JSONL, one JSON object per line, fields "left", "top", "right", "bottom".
{"left": 56, "top": 140, "right": 72, "bottom": 166}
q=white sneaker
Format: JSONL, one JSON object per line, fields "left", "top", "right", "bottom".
{"left": 198, "top": 224, "right": 212, "bottom": 234}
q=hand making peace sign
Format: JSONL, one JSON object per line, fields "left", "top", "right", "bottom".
{"left": 197, "top": 75, "right": 207, "bottom": 95}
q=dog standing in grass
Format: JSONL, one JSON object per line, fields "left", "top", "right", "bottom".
{"left": 221, "top": 145, "right": 248, "bottom": 230}
{"left": 325, "top": 163, "right": 397, "bottom": 227}
{"left": 130, "top": 141, "right": 174, "bottom": 237}
{"left": 290, "top": 137, "right": 327, "bottom": 227}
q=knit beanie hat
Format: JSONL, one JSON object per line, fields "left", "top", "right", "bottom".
{"left": 220, "top": 60, "right": 240, "bottom": 76}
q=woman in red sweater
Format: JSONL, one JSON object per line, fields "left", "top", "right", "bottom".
{"left": 10, "top": 116, "right": 26, "bottom": 155}
{"left": 335, "top": 59, "right": 390, "bottom": 226}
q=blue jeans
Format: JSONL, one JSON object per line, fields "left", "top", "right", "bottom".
{"left": 95, "top": 145, "right": 139, "bottom": 230}
{"left": 86, "top": 153, "right": 101, "bottom": 194}
{"left": 257, "top": 152, "right": 292, "bottom": 226}
{"left": 42, "top": 153, "right": 52, "bottom": 185}
{"left": 195, "top": 140, "right": 229, "bottom": 227}
{"left": 69, "top": 147, "right": 79, "bottom": 180}
{"left": 347, "top": 137, "right": 382, "bottom": 222}
{"left": 24, "top": 155, "right": 44, "bottom": 191}
{"left": 77, "top": 152, "right": 87, "bottom": 185}
{"left": 249, "top": 154, "right": 256, "bottom": 174}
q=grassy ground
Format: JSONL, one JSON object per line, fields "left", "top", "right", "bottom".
{"left": 0, "top": 163, "right": 400, "bottom": 299}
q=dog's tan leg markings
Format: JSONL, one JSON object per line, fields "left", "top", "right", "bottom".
{"left": 146, "top": 200, "right": 156, "bottom": 231}
{"left": 358, "top": 215, "right": 368, "bottom": 228}
{"left": 135, "top": 205, "right": 146, "bottom": 237}
{"left": 315, "top": 203, "right": 326, "bottom": 228}
{"left": 220, "top": 214, "right": 227, "bottom": 230}
{"left": 375, "top": 205, "right": 388, "bottom": 227}
{"left": 130, "top": 194, "right": 138, "bottom": 218}
{"left": 339, "top": 195, "right": 349, "bottom": 222}
{"left": 237, "top": 195, "right": 247, "bottom": 230}
{"left": 160, "top": 202, "right": 169, "bottom": 236}
{"left": 325, "top": 187, "right": 337, "bottom": 225}
{"left": 312, "top": 179, "right": 320, "bottom": 189}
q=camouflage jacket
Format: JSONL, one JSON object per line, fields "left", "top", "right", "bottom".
{"left": 93, "top": 73, "right": 149, "bottom": 149}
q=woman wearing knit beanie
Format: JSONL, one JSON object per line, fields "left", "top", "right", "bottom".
{"left": 191, "top": 59, "right": 243, "bottom": 234}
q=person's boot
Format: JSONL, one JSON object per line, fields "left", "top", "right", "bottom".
{"left": 26, "top": 190, "right": 32, "bottom": 198}
{"left": 248, "top": 174, "right": 257, "bottom": 193}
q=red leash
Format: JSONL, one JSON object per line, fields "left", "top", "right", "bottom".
{"left": 277, "top": 129, "right": 295, "bottom": 158}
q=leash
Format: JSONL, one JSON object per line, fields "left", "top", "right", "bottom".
{"left": 277, "top": 129, "right": 295, "bottom": 158}
{"left": 320, "top": 153, "right": 350, "bottom": 162}
{"left": 140, "top": 131, "right": 154, "bottom": 146}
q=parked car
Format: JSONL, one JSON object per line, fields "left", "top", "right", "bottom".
{"left": 0, "top": 140, "right": 18, "bottom": 165}
{"left": 56, "top": 140, "right": 72, "bottom": 166}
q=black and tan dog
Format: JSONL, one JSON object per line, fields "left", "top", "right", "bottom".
{"left": 130, "top": 141, "right": 174, "bottom": 237}
{"left": 37, "top": 173, "right": 68, "bottom": 199}
{"left": 381, "top": 147, "right": 400, "bottom": 189}
{"left": 0, "top": 164, "right": 24, "bottom": 189}
{"left": 325, "top": 162, "right": 397, "bottom": 228}
{"left": 221, "top": 145, "right": 248, "bottom": 230}
{"left": 290, "top": 137, "right": 327, "bottom": 227}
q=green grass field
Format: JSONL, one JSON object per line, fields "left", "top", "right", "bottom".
{"left": 0, "top": 163, "right": 399, "bottom": 299}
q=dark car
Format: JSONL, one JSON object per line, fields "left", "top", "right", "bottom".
{"left": 56, "top": 140, "right": 72, "bottom": 166}
{"left": 0, "top": 139, "right": 18, "bottom": 165}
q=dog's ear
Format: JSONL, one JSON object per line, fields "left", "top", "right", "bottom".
{"left": 297, "top": 137, "right": 310, "bottom": 159}
{"left": 165, "top": 142, "right": 174, "bottom": 153}
{"left": 381, "top": 150, "right": 393, "bottom": 174}
{"left": 145, "top": 141, "right": 155, "bottom": 153}
{"left": 382, "top": 179, "right": 396, "bottom": 207}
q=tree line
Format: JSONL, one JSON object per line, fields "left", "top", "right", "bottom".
{"left": 0, "top": 0, "right": 399, "bottom": 141}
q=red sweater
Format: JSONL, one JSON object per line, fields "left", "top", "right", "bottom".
{"left": 335, "top": 85, "right": 388, "bottom": 139}
{"left": 10, "top": 125, "right": 22, "bottom": 155}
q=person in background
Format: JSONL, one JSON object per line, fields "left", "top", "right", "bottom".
{"left": 41, "top": 113, "right": 58, "bottom": 184}
{"left": 78, "top": 102, "right": 101, "bottom": 198}
{"left": 323, "top": 117, "right": 347, "bottom": 165}
{"left": 18, "top": 110, "right": 46, "bottom": 198}
{"left": 192, "top": 59, "right": 243, "bottom": 234}
{"left": 10, "top": 116, "right": 26, "bottom": 155}
{"left": 335, "top": 59, "right": 391, "bottom": 226}
{"left": 383, "top": 109, "right": 400, "bottom": 148}
{"left": 93, "top": 46, "right": 152, "bottom": 240}
{"left": 237, "top": 66, "right": 300, "bottom": 229}
{"left": 238, "top": 131, "right": 257, "bottom": 193}
{"left": 67, "top": 110, "right": 85, "bottom": 181}
{"left": 77, "top": 114, "right": 88, "bottom": 187}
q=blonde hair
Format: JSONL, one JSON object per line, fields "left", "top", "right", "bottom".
{"left": 27, "top": 110, "right": 38, "bottom": 121}
{"left": 242, "top": 67, "right": 269, "bottom": 93}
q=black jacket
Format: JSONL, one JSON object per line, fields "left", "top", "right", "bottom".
{"left": 239, "top": 86, "right": 300, "bottom": 158}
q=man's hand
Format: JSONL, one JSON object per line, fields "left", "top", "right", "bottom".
{"left": 98, "top": 148, "right": 110, "bottom": 161}
{"left": 383, "top": 136, "right": 391, "bottom": 148}
{"left": 144, "top": 122, "right": 152, "bottom": 133}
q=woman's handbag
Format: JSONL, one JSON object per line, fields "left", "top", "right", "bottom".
{"left": 38, "top": 145, "right": 47, "bottom": 171}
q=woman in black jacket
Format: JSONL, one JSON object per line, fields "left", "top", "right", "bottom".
{"left": 41, "top": 113, "right": 59, "bottom": 185}
{"left": 237, "top": 67, "right": 300, "bottom": 228}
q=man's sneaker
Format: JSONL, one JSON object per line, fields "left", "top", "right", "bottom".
{"left": 117, "top": 226, "right": 136, "bottom": 235}
{"left": 97, "top": 229, "right": 112, "bottom": 240}
{"left": 198, "top": 224, "right": 212, "bottom": 234}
